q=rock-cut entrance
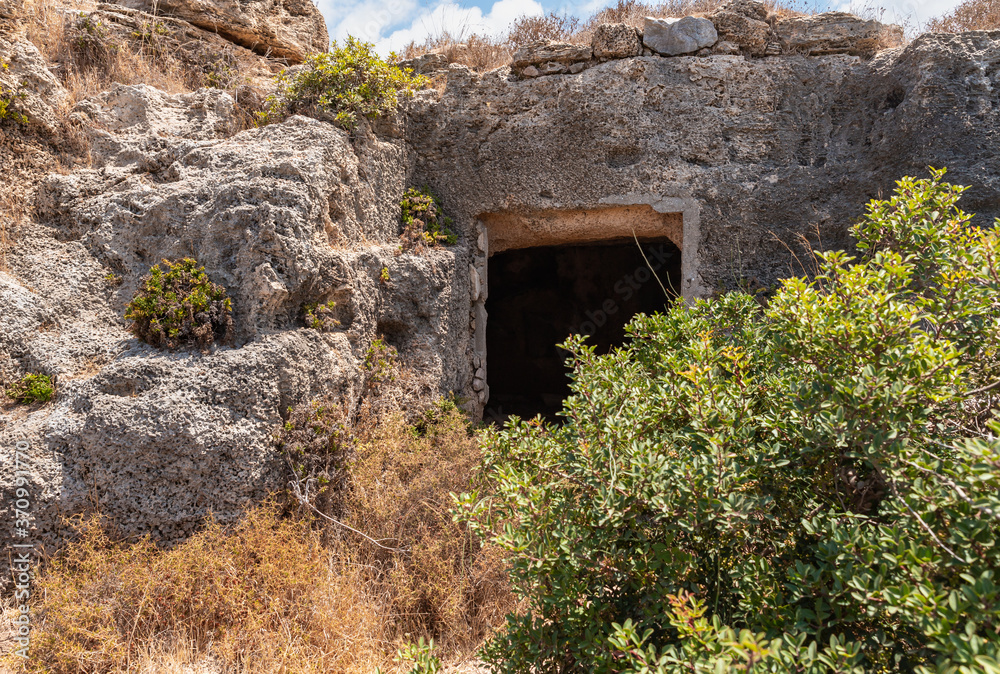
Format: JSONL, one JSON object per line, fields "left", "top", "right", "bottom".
{"left": 478, "top": 204, "right": 686, "bottom": 423}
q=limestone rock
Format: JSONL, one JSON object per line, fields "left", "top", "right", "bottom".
{"left": 75, "top": 4, "right": 278, "bottom": 87}
{"left": 710, "top": 0, "right": 773, "bottom": 56}
{"left": 643, "top": 16, "right": 719, "bottom": 56}
{"left": 776, "top": 11, "right": 886, "bottom": 56}
{"left": 398, "top": 53, "right": 449, "bottom": 75}
{"left": 511, "top": 40, "right": 592, "bottom": 75}
{"left": 4, "top": 88, "right": 473, "bottom": 545}
{"left": 592, "top": 23, "right": 642, "bottom": 59}
{"left": 112, "top": 0, "right": 328, "bottom": 63}
{"left": 0, "top": 36, "right": 67, "bottom": 133}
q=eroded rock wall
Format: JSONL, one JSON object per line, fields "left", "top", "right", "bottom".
{"left": 2, "top": 27, "right": 1000, "bottom": 552}
{"left": 408, "top": 32, "right": 1000, "bottom": 295}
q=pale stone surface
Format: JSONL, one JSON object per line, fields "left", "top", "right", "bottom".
{"left": 0, "top": 35, "right": 67, "bottom": 133}
{"left": 643, "top": 16, "right": 719, "bottom": 56}
{"left": 2, "top": 87, "right": 473, "bottom": 545}
{"left": 75, "top": 4, "right": 278, "bottom": 85}
{"left": 592, "top": 23, "right": 642, "bottom": 59}
{"left": 511, "top": 40, "right": 592, "bottom": 74}
{"left": 398, "top": 53, "right": 449, "bottom": 75}
{"left": 113, "top": 0, "right": 328, "bottom": 63}
{"left": 710, "top": 0, "right": 773, "bottom": 56}
{"left": 776, "top": 11, "right": 885, "bottom": 56}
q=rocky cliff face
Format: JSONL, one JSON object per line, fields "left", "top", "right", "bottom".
{"left": 1, "top": 15, "right": 999, "bottom": 550}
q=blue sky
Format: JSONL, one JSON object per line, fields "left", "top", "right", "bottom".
{"left": 318, "top": 0, "right": 965, "bottom": 55}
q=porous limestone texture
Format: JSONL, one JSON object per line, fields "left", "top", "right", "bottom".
{"left": 0, "top": 35, "right": 67, "bottom": 133}
{"left": 776, "top": 11, "right": 889, "bottom": 56}
{"left": 592, "top": 23, "right": 643, "bottom": 60}
{"left": 407, "top": 32, "right": 1000, "bottom": 297}
{"left": 643, "top": 16, "right": 719, "bottom": 56}
{"left": 113, "top": 0, "right": 328, "bottom": 63}
{"left": 1, "top": 85, "right": 473, "bottom": 548}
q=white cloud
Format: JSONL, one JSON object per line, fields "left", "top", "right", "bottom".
{"left": 835, "top": 0, "right": 964, "bottom": 28}
{"left": 318, "top": 0, "right": 544, "bottom": 55}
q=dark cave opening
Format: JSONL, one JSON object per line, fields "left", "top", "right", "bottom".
{"left": 485, "top": 238, "right": 682, "bottom": 424}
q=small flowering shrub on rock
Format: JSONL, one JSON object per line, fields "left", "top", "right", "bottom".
{"left": 303, "top": 300, "right": 340, "bottom": 331}
{"left": 400, "top": 187, "right": 457, "bottom": 252}
{"left": 125, "top": 258, "right": 233, "bottom": 351}
{"left": 260, "top": 37, "right": 428, "bottom": 129}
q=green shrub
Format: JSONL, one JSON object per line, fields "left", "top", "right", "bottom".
{"left": 125, "top": 258, "right": 234, "bottom": 351}
{"left": 303, "top": 300, "right": 340, "bottom": 331}
{"left": 5, "top": 373, "right": 54, "bottom": 404}
{"left": 260, "top": 37, "right": 428, "bottom": 129}
{"left": 400, "top": 187, "right": 457, "bottom": 251}
{"left": 458, "top": 170, "right": 1000, "bottom": 672}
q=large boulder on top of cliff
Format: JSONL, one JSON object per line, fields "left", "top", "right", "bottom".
{"left": 709, "top": 0, "right": 773, "bottom": 56}
{"left": 591, "top": 23, "right": 642, "bottom": 59}
{"left": 643, "top": 16, "right": 718, "bottom": 56}
{"left": 776, "top": 12, "right": 887, "bottom": 56}
{"left": 112, "top": 0, "right": 328, "bottom": 63}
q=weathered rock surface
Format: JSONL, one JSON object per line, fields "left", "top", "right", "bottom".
{"left": 398, "top": 52, "right": 450, "bottom": 75}
{"left": 643, "top": 16, "right": 719, "bottom": 56}
{"left": 0, "top": 35, "right": 67, "bottom": 133}
{"left": 2, "top": 85, "right": 473, "bottom": 545}
{"left": 710, "top": 0, "right": 773, "bottom": 56}
{"left": 74, "top": 4, "right": 279, "bottom": 86}
{"left": 408, "top": 32, "right": 1000, "bottom": 295}
{"left": 592, "top": 23, "right": 643, "bottom": 59}
{"left": 776, "top": 11, "right": 886, "bottom": 56}
{"left": 112, "top": 0, "right": 328, "bottom": 63}
{"left": 511, "top": 40, "right": 592, "bottom": 76}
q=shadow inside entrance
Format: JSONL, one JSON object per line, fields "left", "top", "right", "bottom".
{"left": 484, "top": 238, "right": 681, "bottom": 425}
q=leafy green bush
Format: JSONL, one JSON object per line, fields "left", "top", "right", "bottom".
{"left": 394, "top": 637, "right": 442, "bottom": 674}
{"left": 125, "top": 258, "right": 234, "bottom": 351}
{"left": 400, "top": 187, "right": 457, "bottom": 251}
{"left": 458, "top": 170, "right": 1000, "bottom": 673}
{"left": 260, "top": 37, "right": 428, "bottom": 129}
{"left": 5, "top": 373, "right": 54, "bottom": 404}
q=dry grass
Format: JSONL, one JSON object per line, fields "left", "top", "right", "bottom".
{"left": 927, "top": 0, "right": 1000, "bottom": 32}
{"left": 21, "top": 0, "right": 193, "bottom": 104}
{"left": 5, "top": 393, "right": 512, "bottom": 673}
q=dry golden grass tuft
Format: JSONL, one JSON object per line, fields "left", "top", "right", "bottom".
{"left": 21, "top": 0, "right": 192, "bottom": 104}
{"left": 7, "top": 397, "right": 512, "bottom": 673}
{"left": 927, "top": 0, "right": 1000, "bottom": 32}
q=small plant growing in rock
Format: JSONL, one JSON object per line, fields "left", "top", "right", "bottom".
{"left": 6, "top": 373, "right": 54, "bottom": 404}
{"left": 103, "top": 272, "right": 123, "bottom": 287}
{"left": 259, "top": 37, "right": 428, "bottom": 129}
{"left": 125, "top": 258, "right": 234, "bottom": 351}
{"left": 400, "top": 187, "right": 457, "bottom": 252}
{"left": 0, "top": 63, "right": 27, "bottom": 125}
{"left": 363, "top": 338, "right": 398, "bottom": 386}
{"left": 379, "top": 266, "right": 390, "bottom": 284}
{"left": 303, "top": 300, "right": 340, "bottom": 332}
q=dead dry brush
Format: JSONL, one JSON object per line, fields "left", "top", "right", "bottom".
{"left": 12, "top": 344, "right": 513, "bottom": 673}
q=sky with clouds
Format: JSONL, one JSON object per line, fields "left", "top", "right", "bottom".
{"left": 318, "top": 0, "right": 966, "bottom": 55}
